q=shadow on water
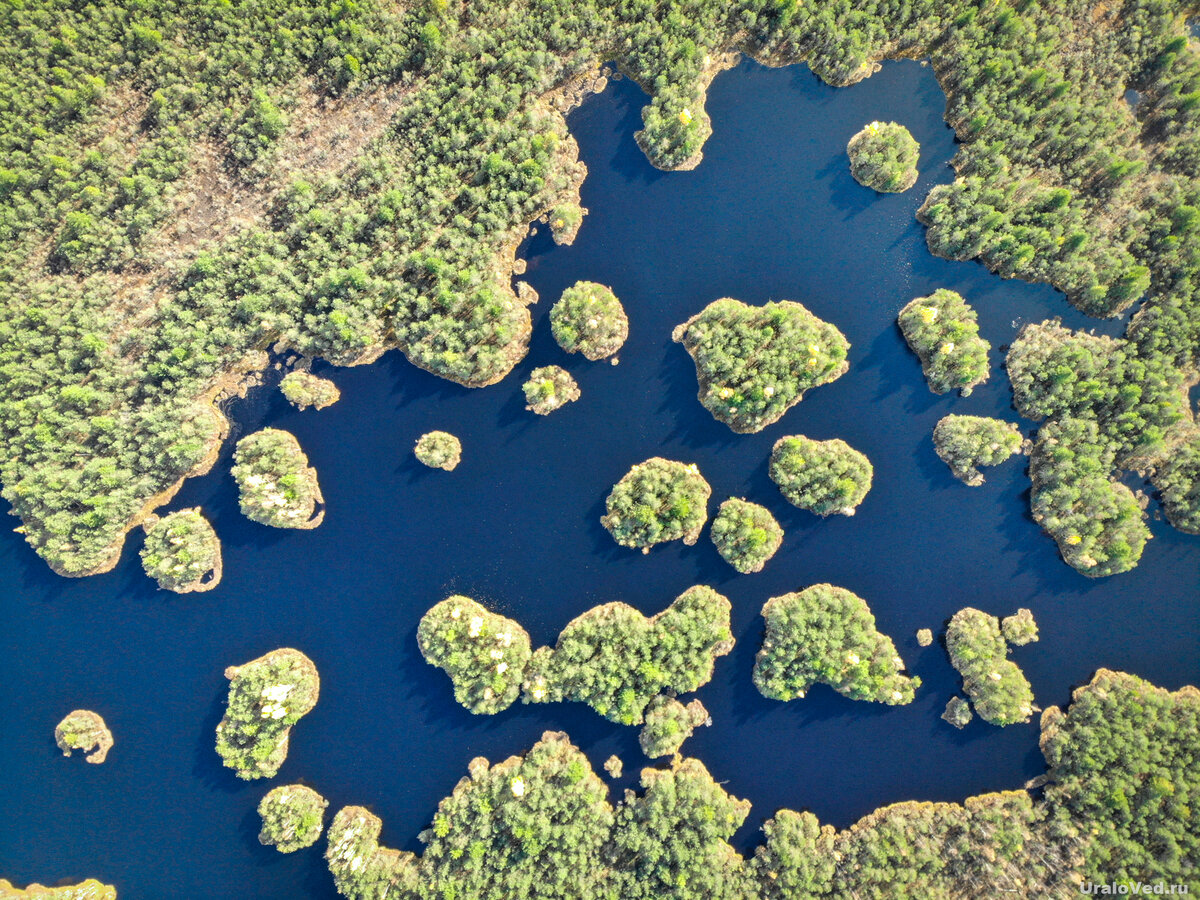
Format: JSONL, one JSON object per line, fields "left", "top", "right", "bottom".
{"left": 2, "top": 55, "right": 1198, "bottom": 898}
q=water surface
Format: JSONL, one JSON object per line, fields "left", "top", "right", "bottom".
{"left": 2, "top": 58, "right": 1197, "bottom": 898}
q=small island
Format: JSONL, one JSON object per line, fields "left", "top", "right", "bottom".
{"left": 753, "top": 585, "right": 920, "bottom": 705}
{"left": 604, "top": 755, "right": 624, "bottom": 778}
{"left": 548, "top": 203, "right": 587, "bottom": 246}
{"left": 414, "top": 430, "right": 462, "bottom": 471}
{"left": 846, "top": 121, "right": 920, "bottom": 192}
{"left": 550, "top": 281, "right": 628, "bottom": 361}
{"left": 0, "top": 880, "right": 116, "bottom": 899}
{"left": 916, "top": 628, "right": 934, "bottom": 647}
{"left": 672, "top": 298, "right": 849, "bottom": 433}
{"left": 523, "top": 365, "right": 581, "bottom": 415}
{"left": 601, "top": 457, "right": 711, "bottom": 551}
{"left": 139, "top": 508, "right": 222, "bottom": 592}
{"left": 279, "top": 370, "right": 341, "bottom": 411}
{"left": 54, "top": 709, "right": 113, "bottom": 764}
{"left": 638, "top": 695, "right": 709, "bottom": 758}
{"left": 942, "top": 696, "right": 974, "bottom": 729}
{"left": 932, "top": 415, "right": 1023, "bottom": 485}
{"left": 898, "top": 290, "right": 991, "bottom": 396}
{"left": 231, "top": 428, "right": 324, "bottom": 529}
{"left": 523, "top": 585, "right": 733, "bottom": 725}
{"left": 945, "top": 608, "right": 1036, "bottom": 726}
{"left": 709, "top": 498, "right": 784, "bottom": 573}
{"left": 769, "top": 435, "right": 873, "bottom": 516}
{"left": 417, "top": 596, "right": 532, "bottom": 714}
{"left": 215, "top": 648, "right": 320, "bottom": 780}
{"left": 1001, "top": 608, "right": 1039, "bottom": 646}
{"left": 258, "top": 784, "right": 329, "bottom": 853}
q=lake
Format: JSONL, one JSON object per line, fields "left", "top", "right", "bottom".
{"left": 1, "top": 57, "right": 1197, "bottom": 898}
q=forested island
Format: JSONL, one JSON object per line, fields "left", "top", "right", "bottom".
{"left": 280, "top": 371, "right": 341, "bottom": 411}
{"left": 932, "top": 415, "right": 1023, "bottom": 485}
{"left": 945, "top": 608, "right": 1036, "bottom": 727}
{"left": 258, "top": 784, "right": 329, "bottom": 853}
{"left": 413, "top": 431, "right": 461, "bottom": 471}
{"left": 231, "top": 429, "right": 324, "bottom": 529}
{"left": 769, "top": 436, "right": 873, "bottom": 516}
{"left": 522, "top": 365, "right": 580, "bottom": 415}
{"left": 709, "top": 498, "right": 784, "bottom": 573}
{"left": 672, "top": 299, "right": 849, "bottom": 433}
{"left": 753, "top": 585, "right": 919, "bottom": 705}
{"left": 139, "top": 507, "right": 222, "bottom": 592}
{"left": 601, "top": 458, "right": 711, "bottom": 551}
{"left": 54, "top": 709, "right": 113, "bottom": 764}
{"left": 550, "top": 281, "right": 628, "bottom": 360}
{"left": 638, "top": 696, "right": 710, "bottom": 759}
{"left": 897, "top": 290, "right": 990, "bottom": 396}
{"left": 215, "top": 648, "right": 320, "bottom": 780}
{"left": 846, "top": 121, "right": 920, "bottom": 192}
{"left": 419, "top": 586, "right": 733, "bottom": 727}
{"left": 318, "top": 669, "right": 1198, "bottom": 899}
{"left": 0, "top": 880, "right": 117, "bottom": 900}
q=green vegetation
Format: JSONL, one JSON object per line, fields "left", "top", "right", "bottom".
{"left": 769, "top": 436, "right": 872, "bottom": 517}
{"left": 522, "top": 365, "right": 580, "bottom": 415}
{"left": 898, "top": 290, "right": 990, "bottom": 396}
{"left": 414, "top": 431, "right": 461, "bottom": 471}
{"left": 638, "top": 696, "right": 709, "bottom": 759}
{"left": 1154, "top": 427, "right": 1200, "bottom": 534}
{"left": 709, "top": 498, "right": 783, "bottom": 574}
{"left": 846, "top": 121, "right": 919, "bottom": 192}
{"left": 916, "top": 628, "right": 933, "bottom": 647}
{"left": 1007, "top": 320, "right": 1184, "bottom": 577}
{"left": 942, "top": 696, "right": 974, "bottom": 729}
{"left": 1001, "top": 608, "right": 1039, "bottom": 646}
{"left": 259, "top": 784, "right": 329, "bottom": 853}
{"left": 753, "top": 585, "right": 919, "bottom": 706}
{"left": 54, "top": 709, "right": 113, "bottom": 764}
{"left": 945, "top": 608, "right": 1035, "bottom": 727}
{"left": 604, "top": 755, "right": 623, "bottom": 778}
{"left": 548, "top": 204, "right": 587, "bottom": 246}
{"left": 416, "top": 596, "right": 532, "bottom": 715}
{"left": 932, "top": 415, "right": 1023, "bottom": 485}
{"left": 2, "top": 0, "right": 1199, "bottom": 584}
{"left": 524, "top": 585, "right": 733, "bottom": 725}
{"left": 231, "top": 428, "right": 324, "bottom": 529}
{"left": 139, "top": 507, "right": 221, "bottom": 592}
{"left": 672, "top": 299, "right": 849, "bottom": 433}
{"left": 601, "top": 458, "right": 711, "bottom": 551}
{"left": 1041, "top": 669, "right": 1200, "bottom": 889}
{"left": 323, "top": 666, "right": 1200, "bottom": 898}
{"left": 550, "top": 281, "right": 628, "bottom": 360}
{"left": 215, "top": 647, "right": 319, "bottom": 780}
{"left": 0, "top": 880, "right": 117, "bottom": 900}
{"left": 280, "top": 371, "right": 341, "bottom": 411}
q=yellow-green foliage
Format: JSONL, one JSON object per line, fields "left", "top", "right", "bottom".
{"left": 414, "top": 431, "right": 461, "bottom": 471}
{"left": 769, "top": 436, "right": 872, "bottom": 516}
{"left": 945, "top": 608, "right": 1035, "bottom": 726}
{"left": 416, "top": 596, "right": 532, "bottom": 714}
{"left": 550, "top": 281, "right": 627, "bottom": 360}
{"left": 932, "top": 415, "right": 1022, "bottom": 485}
{"left": 280, "top": 371, "right": 341, "bottom": 410}
{"left": 753, "top": 584, "right": 919, "bottom": 706}
{"left": 898, "top": 290, "right": 990, "bottom": 396}
{"left": 638, "top": 695, "right": 709, "bottom": 758}
{"left": 846, "top": 121, "right": 919, "bottom": 192}
{"left": 672, "top": 299, "right": 849, "bottom": 433}
{"left": 139, "top": 507, "right": 221, "bottom": 591}
{"left": 258, "top": 784, "right": 329, "bottom": 853}
{"left": 709, "top": 498, "right": 784, "bottom": 574}
{"left": 231, "top": 429, "right": 323, "bottom": 528}
{"left": 601, "top": 458, "right": 711, "bottom": 550}
{"left": 215, "top": 648, "right": 320, "bottom": 780}
{"left": 522, "top": 365, "right": 580, "bottom": 415}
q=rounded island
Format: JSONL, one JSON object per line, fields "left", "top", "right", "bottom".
{"left": 414, "top": 431, "right": 462, "bottom": 471}
{"left": 280, "top": 370, "right": 341, "bottom": 411}
{"left": 231, "top": 429, "right": 324, "bottom": 529}
{"left": 769, "top": 435, "right": 873, "bottom": 516}
{"left": 140, "top": 508, "right": 222, "bottom": 593}
{"left": 601, "top": 458, "right": 711, "bottom": 550}
{"left": 551, "top": 281, "right": 629, "bottom": 361}
{"left": 847, "top": 121, "right": 920, "bottom": 192}
{"left": 710, "top": 498, "right": 784, "bottom": 573}
{"left": 55, "top": 709, "right": 114, "bottom": 764}
{"left": 258, "top": 784, "right": 329, "bottom": 852}
{"left": 523, "top": 365, "right": 581, "bottom": 415}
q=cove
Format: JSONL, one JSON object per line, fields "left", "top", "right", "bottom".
{"left": 0, "top": 57, "right": 1197, "bottom": 899}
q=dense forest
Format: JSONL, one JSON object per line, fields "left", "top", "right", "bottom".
{"left": 3, "top": 0, "right": 1198, "bottom": 577}
{"left": 316, "top": 669, "right": 1197, "bottom": 899}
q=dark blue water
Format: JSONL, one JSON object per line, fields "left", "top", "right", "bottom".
{"left": 2, "top": 59, "right": 1198, "bottom": 898}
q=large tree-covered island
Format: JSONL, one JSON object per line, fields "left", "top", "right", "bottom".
{"left": 601, "top": 458, "right": 711, "bottom": 551}
{"left": 769, "top": 436, "right": 873, "bottom": 516}
{"left": 672, "top": 298, "right": 849, "bottom": 433}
